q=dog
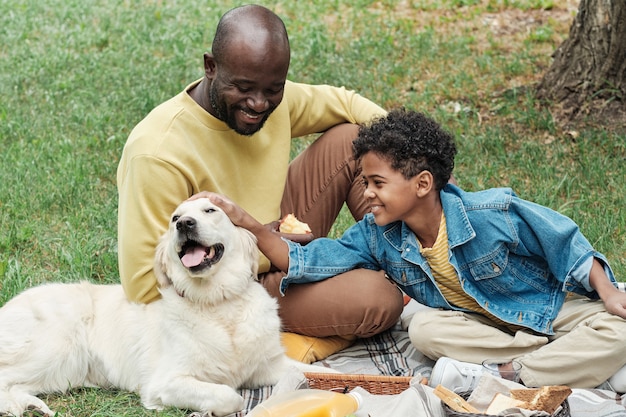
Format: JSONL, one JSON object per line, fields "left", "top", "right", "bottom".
{"left": 0, "top": 198, "right": 333, "bottom": 416}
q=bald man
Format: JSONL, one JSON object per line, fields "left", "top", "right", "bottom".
{"left": 117, "top": 4, "right": 403, "bottom": 361}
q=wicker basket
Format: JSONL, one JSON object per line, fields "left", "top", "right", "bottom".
{"left": 442, "top": 391, "right": 571, "bottom": 417}
{"left": 304, "top": 372, "right": 412, "bottom": 395}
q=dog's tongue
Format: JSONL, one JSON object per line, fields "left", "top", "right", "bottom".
{"left": 181, "top": 247, "right": 206, "bottom": 268}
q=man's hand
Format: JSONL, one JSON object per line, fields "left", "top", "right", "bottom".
{"left": 196, "top": 192, "right": 291, "bottom": 271}
{"left": 193, "top": 192, "right": 261, "bottom": 232}
{"left": 190, "top": 192, "right": 314, "bottom": 244}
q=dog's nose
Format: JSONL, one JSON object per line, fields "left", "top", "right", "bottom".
{"left": 176, "top": 216, "right": 196, "bottom": 232}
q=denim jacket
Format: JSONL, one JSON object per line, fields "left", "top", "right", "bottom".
{"left": 283, "top": 184, "right": 616, "bottom": 335}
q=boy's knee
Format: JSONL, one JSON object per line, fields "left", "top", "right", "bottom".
{"left": 408, "top": 310, "right": 441, "bottom": 357}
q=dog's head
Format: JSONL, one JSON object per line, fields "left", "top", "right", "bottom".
{"left": 154, "top": 198, "right": 259, "bottom": 304}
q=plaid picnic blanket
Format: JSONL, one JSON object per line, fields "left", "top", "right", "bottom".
{"left": 233, "top": 295, "right": 626, "bottom": 416}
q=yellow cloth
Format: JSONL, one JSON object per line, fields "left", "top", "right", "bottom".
{"left": 421, "top": 213, "right": 510, "bottom": 328}
{"left": 117, "top": 79, "right": 385, "bottom": 303}
{"left": 281, "top": 332, "right": 356, "bottom": 364}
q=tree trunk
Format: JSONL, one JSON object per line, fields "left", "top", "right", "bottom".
{"left": 536, "top": 0, "right": 626, "bottom": 123}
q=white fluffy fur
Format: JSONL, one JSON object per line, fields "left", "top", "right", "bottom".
{"left": 0, "top": 198, "right": 328, "bottom": 416}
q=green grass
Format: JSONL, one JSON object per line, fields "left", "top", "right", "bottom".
{"left": 1, "top": 0, "right": 625, "bottom": 415}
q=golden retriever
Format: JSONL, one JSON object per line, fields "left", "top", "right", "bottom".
{"left": 0, "top": 198, "right": 331, "bottom": 416}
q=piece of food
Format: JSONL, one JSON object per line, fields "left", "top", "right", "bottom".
{"left": 510, "top": 385, "right": 572, "bottom": 415}
{"left": 433, "top": 384, "right": 481, "bottom": 414}
{"left": 279, "top": 213, "right": 312, "bottom": 234}
{"left": 485, "top": 392, "right": 527, "bottom": 414}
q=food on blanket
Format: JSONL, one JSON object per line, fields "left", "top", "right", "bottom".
{"left": 510, "top": 385, "right": 572, "bottom": 415}
{"left": 485, "top": 392, "right": 527, "bottom": 414}
{"left": 433, "top": 384, "right": 481, "bottom": 414}
{"left": 484, "top": 385, "right": 572, "bottom": 415}
{"left": 279, "top": 213, "right": 312, "bottom": 234}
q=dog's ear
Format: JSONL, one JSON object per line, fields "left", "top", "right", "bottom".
{"left": 154, "top": 233, "right": 172, "bottom": 288}
{"left": 238, "top": 227, "right": 259, "bottom": 276}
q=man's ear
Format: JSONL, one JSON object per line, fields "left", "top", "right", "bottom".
{"left": 414, "top": 170, "right": 434, "bottom": 197}
{"left": 203, "top": 53, "right": 217, "bottom": 78}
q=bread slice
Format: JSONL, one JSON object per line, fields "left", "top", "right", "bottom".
{"left": 509, "top": 388, "right": 540, "bottom": 403}
{"left": 485, "top": 392, "right": 527, "bottom": 414}
{"left": 279, "top": 213, "right": 311, "bottom": 234}
{"left": 511, "top": 386, "right": 572, "bottom": 415}
{"left": 433, "top": 384, "right": 481, "bottom": 414}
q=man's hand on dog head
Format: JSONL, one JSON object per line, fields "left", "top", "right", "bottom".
{"left": 188, "top": 192, "right": 314, "bottom": 244}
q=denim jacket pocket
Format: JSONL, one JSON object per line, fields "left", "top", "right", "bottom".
{"left": 466, "top": 244, "right": 552, "bottom": 303}
{"left": 467, "top": 245, "right": 508, "bottom": 280}
{"left": 384, "top": 263, "right": 427, "bottom": 287}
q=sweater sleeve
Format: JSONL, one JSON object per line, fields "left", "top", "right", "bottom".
{"left": 284, "top": 81, "right": 386, "bottom": 138}
{"left": 117, "top": 154, "right": 192, "bottom": 303}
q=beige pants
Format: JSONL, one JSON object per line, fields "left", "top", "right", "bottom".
{"left": 259, "top": 123, "right": 404, "bottom": 338}
{"left": 408, "top": 297, "right": 626, "bottom": 388}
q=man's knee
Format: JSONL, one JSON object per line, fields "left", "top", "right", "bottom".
{"left": 265, "top": 269, "right": 403, "bottom": 338}
{"left": 316, "top": 123, "right": 359, "bottom": 157}
{"left": 351, "top": 271, "right": 403, "bottom": 337}
{"left": 324, "top": 123, "right": 359, "bottom": 139}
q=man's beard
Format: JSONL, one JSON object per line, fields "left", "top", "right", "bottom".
{"left": 209, "top": 85, "right": 270, "bottom": 136}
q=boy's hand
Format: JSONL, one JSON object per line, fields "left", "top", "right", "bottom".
{"left": 588, "top": 258, "right": 626, "bottom": 319}
{"left": 269, "top": 220, "right": 314, "bottom": 245}
{"left": 603, "top": 290, "right": 626, "bottom": 319}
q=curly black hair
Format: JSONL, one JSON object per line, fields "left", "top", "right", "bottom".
{"left": 353, "top": 108, "right": 456, "bottom": 190}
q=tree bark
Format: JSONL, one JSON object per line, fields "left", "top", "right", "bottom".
{"left": 536, "top": 0, "right": 626, "bottom": 121}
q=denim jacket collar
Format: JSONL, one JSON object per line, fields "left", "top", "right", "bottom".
{"left": 381, "top": 186, "right": 477, "bottom": 255}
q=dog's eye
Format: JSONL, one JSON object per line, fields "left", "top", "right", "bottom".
{"left": 172, "top": 215, "right": 180, "bottom": 223}
{"left": 205, "top": 208, "right": 216, "bottom": 213}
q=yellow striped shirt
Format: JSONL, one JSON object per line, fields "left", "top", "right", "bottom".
{"left": 419, "top": 213, "right": 516, "bottom": 330}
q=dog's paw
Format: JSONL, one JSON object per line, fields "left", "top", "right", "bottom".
{"left": 192, "top": 386, "right": 243, "bottom": 417}
{"left": 24, "top": 405, "right": 54, "bottom": 417}
{"left": 212, "top": 389, "right": 244, "bottom": 417}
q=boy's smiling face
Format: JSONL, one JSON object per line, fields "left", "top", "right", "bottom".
{"left": 361, "top": 152, "right": 420, "bottom": 226}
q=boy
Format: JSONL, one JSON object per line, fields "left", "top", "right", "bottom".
{"left": 207, "top": 109, "right": 626, "bottom": 391}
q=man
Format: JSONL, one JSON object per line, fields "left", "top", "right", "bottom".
{"left": 117, "top": 4, "right": 403, "bottom": 361}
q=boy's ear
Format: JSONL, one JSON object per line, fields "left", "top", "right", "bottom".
{"left": 414, "top": 170, "right": 434, "bottom": 197}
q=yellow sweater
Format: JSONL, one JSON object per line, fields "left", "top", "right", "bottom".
{"left": 117, "top": 79, "right": 385, "bottom": 303}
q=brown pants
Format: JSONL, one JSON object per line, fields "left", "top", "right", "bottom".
{"left": 259, "top": 124, "right": 404, "bottom": 338}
